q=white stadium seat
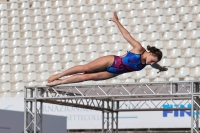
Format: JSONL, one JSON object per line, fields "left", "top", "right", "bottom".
{"left": 39, "top": 63, "right": 49, "bottom": 72}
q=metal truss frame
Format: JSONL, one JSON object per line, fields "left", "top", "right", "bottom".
{"left": 24, "top": 81, "right": 200, "bottom": 133}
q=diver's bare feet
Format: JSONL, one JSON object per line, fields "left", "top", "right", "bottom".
{"left": 47, "top": 73, "right": 61, "bottom": 83}
{"left": 46, "top": 79, "right": 62, "bottom": 86}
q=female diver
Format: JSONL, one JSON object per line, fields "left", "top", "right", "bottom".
{"left": 46, "top": 12, "right": 168, "bottom": 86}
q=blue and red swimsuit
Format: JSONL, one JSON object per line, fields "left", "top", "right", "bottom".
{"left": 106, "top": 51, "right": 146, "bottom": 74}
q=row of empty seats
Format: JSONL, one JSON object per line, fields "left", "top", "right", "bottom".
{"left": 1, "top": 22, "right": 199, "bottom": 33}
{"left": 1, "top": 0, "right": 199, "bottom": 9}
{"left": 0, "top": 13, "right": 200, "bottom": 24}
{"left": 0, "top": 6, "right": 200, "bottom": 16}
{"left": 0, "top": 39, "right": 199, "bottom": 53}
{"left": 1, "top": 31, "right": 200, "bottom": 42}
{"left": 1, "top": 39, "right": 199, "bottom": 48}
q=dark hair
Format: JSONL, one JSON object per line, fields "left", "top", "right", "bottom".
{"left": 147, "top": 45, "right": 162, "bottom": 62}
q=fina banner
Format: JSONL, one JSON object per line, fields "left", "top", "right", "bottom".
{"left": 0, "top": 98, "right": 195, "bottom": 129}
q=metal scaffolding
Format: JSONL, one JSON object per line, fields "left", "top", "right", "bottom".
{"left": 24, "top": 81, "right": 200, "bottom": 133}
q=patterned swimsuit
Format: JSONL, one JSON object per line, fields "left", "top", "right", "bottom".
{"left": 106, "top": 51, "right": 146, "bottom": 74}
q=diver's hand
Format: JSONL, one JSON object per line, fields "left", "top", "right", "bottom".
{"left": 109, "top": 12, "right": 119, "bottom": 23}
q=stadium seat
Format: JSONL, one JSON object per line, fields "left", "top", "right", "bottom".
{"left": 14, "top": 73, "right": 24, "bottom": 81}
{"left": 125, "top": 79, "right": 135, "bottom": 83}
{"left": 161, "top": 68, "right": 175, "bottom": 78}
{"left": 147, "top": 69, "right": 160, "bottom": 78}
{"left": 63, "top": 54, "right": 73, "bottom": 62}
{"left": 184, "top": 77, "right": 195, "bottom": 81}
{"left": 163, "top": 0, "right": 172, "bottom": 8}
{"left": 88, "top": 0, "right": 97, "bottom": 5}
{"left": 188, "top": 0, "right": 198, "bottom": 6}
{"left": 1, "top": 65, "right": 10, "bottom": 73}
{"left": 192, "top": 67, "right": 200, "bottom": 77}
{"left": 139, "top": 78, "right": 150, "bottom": 82}
{"left": 75, "top": 53, "right": 86, "bottom": 61}
{"left": 15, "top": 82, "right": 24, "bottom": 91}
{"left": 40, "top": 72, "right": 50, "bottom": 81}
{"left": 11, "top": 24, "right": 20, "bottom": 31}
{"left": 0, "top": 48, "right": 9, "bottom": 56}
{"left": 43, "top": 1, "right": 51, "bottom": 7}
{"left": 72, "top": 37, "right": 82, "bottom": 44}
{"left": 100, "top": 0, "right": 109, "bottom": 4}
{"left": 172, "top": 58, "right": 185, "bottom": 68}
{"left": 32, "top": 1, "right": 40, "bottom": 8}
{"left": 1, "top": 83, "right": 11, "bottom": 91}
{"left": 56, "top": 15, "right": 65, "bottom": 22}
{"left": 13, "top": 64, "right": 23, "bottom": 72}
{"left": 27, "top": 72, "right": 37, "bottom": 81}
{"left": 74, "top": 45, "right": 84, "bottom": 53}
{"left": 58, "top": 22, "right": 67, "bottom": 29}
{"left": 166, "top": 40, "right": 177, "bottom": 49}
{"left": 85, "top": 44, "right": 97, "bottom": 52}
{"left": 141, "top": 9, "right": 150, "bottom": 17}
{"left": 38, "top": 55, "right": 47, "bottom": 63}
{"left": 102, "top": 5, "right": 111, "bottom": 12}
{"left": 134, "top": 69, "right": 146, "bottom": 79}
{"left": 0, "top": 18, "right": 8, "bottom": 25}
{"left": 94, "top": 20, "right": 103, "bottom": 27}
{"left": 192, "top": 6, "right": 200, "bottom": 14}
{"left": 176, "top": 67, "right": 189, "bottom": 78}
{"left": 83, "top": 28, "right": 93, "bottom": 35}
{"left": 1, "top": 92, "right": 12, "bottom": 99}
{"left": 194, "top": 39, "right": 200, "bottom": 47}
{"left": 82, "top": 21, "right": 91, "bottom": 28}
{"left": 181, "top": 40, "right": 191, "bottom": 48}
{"left": 39, "top": 63, "right": 49, "bottom": 72}
{"left": 49, "top": 46, "right": 58, "bottom": 54}
{"left": 190, "top": 30, "right": 200, "bottom": 39}
{"left": 66, "top": 0, "right": 74, "bottom": 6}
{"left": 186, "top": 22, "right": 197, "bottom": 30}
{"left": 138, "top": 1, "right": 147, "bottom": 9}
{"left": 26, "top": 64, "right": 36, "bottom": 72}
{"left": 153, "top": 9, "right": 163, "bottom": 16}
{"left": 169, "top": 77, "right": 180, "bottom": 81}
{"left": 21, "top": 2, "right": 29, "bottom": 8}
{"left": 169, "top": 49, "right": 181, "bottom": 58}
{"left": 1, "top": 73, "right": 10, "bottom": 82}
{"left": 100, "top": 43, "right": 110, "bottom": 52}
{"left": 14, "top": 92, "right": 24, "bottom": 98}
{"left": 175, "top": 0, "right": 185, "bottom": 7}
{"left": 159, "top": 58, "right": 171, "bottom": 67}
{"left": 154, "top": 78, "right": 166, "bottom": 82}
{"left": 52, "top": 63, "right": 62, "bottom": 71}
{"left": 1, "top": 56, "right": 10, "bottom": 64}
{"left": 110, "top": 79, "right": 120, "bottom": 84}
{"left": 160, "top": 24, "right": 169, "bottom": 32}
{"left": 183, "top": 48, "right": 195, "bottom": 57}
{"left": 61, "top": 37, "right": 70, "bottom": 45}
{"left": 173, "top": 23, "right": 183, "bottom": 31}
{"left": 51, "top": 54, "right": 60, "bottom": 62}
{"left": 1, "top": 25, "right": 8, "bottom": 31}
{"left": 13, "top": 56, "right": 22, "bottom": 64}
{"left": 78, "top": 6, "right": 87, "bottom": 13}
{"left": 88, "top": 52, "right": 99, "bottom": 61}
{"left": 182, "top": 14, "right": 192, "bottom": 22}
{"left": 176, "top": 31, "right": 187, "bottom": 39}
{"left": 65, "top": 62, "right": 75, "bottom": 69}
{"left": 187, "top": 57, "right": 199, "bottom": 67}
{"left": 163, "top": 32, "right": 174, "bottom": 40}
